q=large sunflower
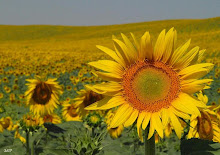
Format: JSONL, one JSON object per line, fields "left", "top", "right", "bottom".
{"left": 25, "top": 77, "right": 63, "bottom": 116}
{"left": 85, "top": 28, "right": 213, "bottom": 141}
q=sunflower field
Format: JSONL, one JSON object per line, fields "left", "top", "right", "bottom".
{"left": 0, "top": 17, "right": 220, "bottom": 155}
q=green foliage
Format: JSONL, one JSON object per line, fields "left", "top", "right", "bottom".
{"left": 181, "top": 139, "right": 220, "bottom": 155}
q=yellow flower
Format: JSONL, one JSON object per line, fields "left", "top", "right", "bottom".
{"left": 0, "top": 117, "right": 13, "bottom": 132}
{"left": 62, "top": 102, "right": 81, "bottom": 122}
{"left": 13, "top": 84, "right": 19, "bottom": 90}
{"left": 66, "top": 85, "right": 72, "bottom": 91}
{"left": 73, "top": 89, "right": 103, "bottom": 118}
{"left": 10, "top": 93, "right": 16, "bottom": 103}
{"left": 14, "top": 125, "right": 26, "bottom": 143}
{"left": 85, "top": 28, "right": 212, "bottom": 141}
{"left": 2, "top": 77, "right": 9, "bottom": 83}
{"left": 90, "top": 115, "right": 100, "bottom": 124}
{"left": 4, "top": 86, "right": 11, "bottom": 93}
{"left": 25, "top": 77, "right": 63, "bottom": 116}
{"left": 0, "top": 105, "right": 5, "bottom": 114}
{"left": 105, "top": 110, "right": 124, "bottom": 139}
{"left": 21, "top": 114, "right": 44, "bottom": 130}
{"left": 0, "top": 93, "right": 3, "bottom": 99}
{"left": 188, "top": 93, "right": 220, "bottom": 143}
{"left": 42, "top": 113, "right": 61, "bottom": 124}
{"left": 85, "top": 112, "right": 102, "bottom": 127}
{"left": 108, "top": 125, "right": 124, "bottom": 139}
{"left": 188, "top": 110, "right": 220, "bottom": 143}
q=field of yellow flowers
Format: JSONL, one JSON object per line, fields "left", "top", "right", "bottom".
{"left": 0, "top": 17, "right": 220, "bottom": 155}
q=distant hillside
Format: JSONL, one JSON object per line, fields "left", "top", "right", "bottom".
{"left": 0, "top": 17, "right": 219, "bottom": 59}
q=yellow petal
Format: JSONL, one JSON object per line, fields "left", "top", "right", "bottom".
{"left": 174, "top": 46, "right": 199, "bottom": 70}
{"left": 112, "top": 35, "right": 129, "bottom": 66}
{"left": 181, "top": 79, "right": 213, "bottom": 94}
{"left": 85, "top": 82, "right": 122, "bottom": 95}
{"left": 121, "top": 33, "right": 137, "bottom": 60}
{"left": 93, "top": 71, "right": 122, "bottom": 82}
{"left": 148, "top": 120, "right": 155, "bottom": 139}
{"left": 130, "top": 32, "right": 140, "bottom": 51}
{"left": 197, "top": 49, "right": 206, "bottom": 62}
{"left": 170, "top": 39, "right": 191, "bottom": 66}
{"left": 161, "top": 108, "right": 169, "bottom": 127}
{"left": 124, "top": 109, "right": 139, "bottom": 127}
{"left": 88, "top": 60, "right": 123, "bottom": 76}
{"left": 172, "top": 93, "right": 201, "bottom": 116}
{"left": 96, "top": 45, "right": 126, "bottom": 68}
{"left": 137, "top": 112, "right": 146, "bottom": 141}
{"left": 162, "top": 28, "right": 175, "bottom": 63}
{"left": 142, "top": 113, "right": 151, "bottom": 130}
{"left": 140, "top": 31, "right": 153, "bottom": 61}
{"left": 168, "top": 109, "right": 182, "bottom": 139}
{"left": 170, "top": 106, "right": 190, "bottom": 119}
{"left": 85, "top": 96, "right": 124, "bottom": 110}
{"left": 110, "top": 104, "right": 133, "bottom": 128}
{"left": 179, "top": 63, "right": 214, "bottom": 79}
{"left": 113, "top": 39, "right": 132, "bottom": 65}
{"left": 151, "top": 112, "right": 164, "bottom": 138}
{"left": 154, "top": 29, "right": 166, "bottom": 61}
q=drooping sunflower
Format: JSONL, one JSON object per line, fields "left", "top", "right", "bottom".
{"left": 25, "top": 77, "right": 63, "bottom": 116}
{"left": 73, "top": 89, "right": 103, "bottom": 117}
{"left": 62, "top": 101, "right": 81, "bottom": 121}
{"left": 188, "top": 109, "right": 220, "bottom": 143}
{"left": 20, "top": 114, "right": 44, "bottom": 132}
{"left": 42, "top": 113, "right": 61, "bottom": 124}
{"left": 85, "top": 28, "right": 213, "bottom": 141}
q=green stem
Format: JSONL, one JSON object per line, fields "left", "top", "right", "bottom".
{"left": 26, "top": 130, "right": 30, "bottom": 155}
{"left": 45, "top": 131, "right": 48, "bottom": 144}
{"left": 133, "top": 138, "right": 136, "bottom": 154}
{"left": 31, "top": 141, "right": 34, "bottom": 155}
{"left": 92, "top": 127, "right": 95, "bottom": 137}
{"left": 145, "top": 126, "right": 155, "bottom": 155}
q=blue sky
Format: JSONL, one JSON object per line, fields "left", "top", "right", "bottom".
{"left": 0, "top": 0, "right": 220, "bottom": 26}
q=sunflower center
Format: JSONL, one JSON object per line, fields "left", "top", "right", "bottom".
{"left": 33, "top": 82, "right": 52, "bottom": 105}
{"left": 132, "top": 67, "right": 171, "bottom": 103}
{"left": 123, "top": 61, "right": 180, "bottom": 112}
{"left": 44, "top": 115, "right": 53, "bottom": 123}
{"left": 83, "top": 90, "right": 103, "bottom": 107}
{"left": 68, "top": 106, "right": 78, "bottom": 117}
{"left": 90, "top": 115, "right": 100, "bottom": 124}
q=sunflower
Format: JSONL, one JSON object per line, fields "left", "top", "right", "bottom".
{"left": 187, "top": 92, "right": 220, "bottom": 142}
{"left": 0, "top": 105, "right": 5, "bottom": 114}
{"left": 85, "top": 112, "right": 102, "bottom": 127}
{"left": 73, "top": 89, "right": 103, "bottom": 117}
{"left": 0, "top": 93, "right": 3, "bottom": 99}
{"left": 187, "top": 109, "right": 220, "bottom": 143}
{"left": 0, "top": 117, "right": 13, "bottom": 132}
{"left": 85, "top": 28, "right": 213, "bottom": 141}
{"left": 25, "top": 77, "right": 63, "bottom": 115}
{"left": 20, "top": 114, "right": 44, "bottom": 132}
{"left": 62, "top": 101, "right": 81, "bottom": 121}
{"left": 42, "top": 113, "right": 61, "bottom": 124}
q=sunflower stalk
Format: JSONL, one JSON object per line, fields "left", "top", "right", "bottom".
{"left": 145, "top": 126, "right": 155, "bottom": 155}
{"left": 26, "top": 130, "right": 30, "bottom": 155}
